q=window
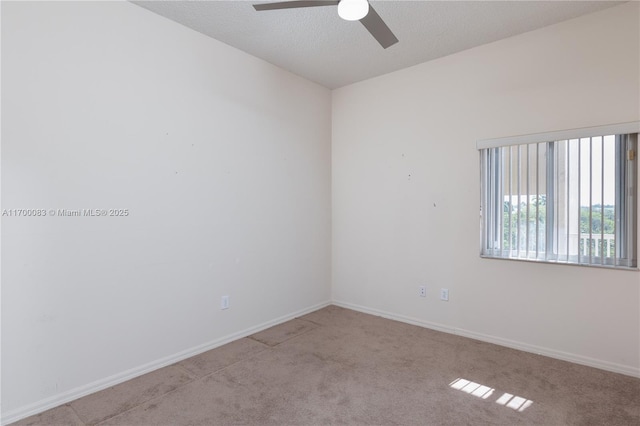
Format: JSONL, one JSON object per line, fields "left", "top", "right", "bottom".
{"left": 478, "top": 123, "right": 638, "bottom": 269}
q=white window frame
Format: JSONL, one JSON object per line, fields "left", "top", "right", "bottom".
{"left": 477, "top": 122, "right": 639, "bottom": 270}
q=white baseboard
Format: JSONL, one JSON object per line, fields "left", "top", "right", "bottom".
{"left": 332, "top": 300, "right": 640, "bottom": 379}
{"left": 2, "top": 300, "right": 331, "bottom": 426}
{"left": 5, "top": 298, "right": 637, "bottom": 425}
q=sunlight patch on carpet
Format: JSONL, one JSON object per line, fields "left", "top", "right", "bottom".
{"left": 449, "top": 378, "right": 533, "bottom": 412}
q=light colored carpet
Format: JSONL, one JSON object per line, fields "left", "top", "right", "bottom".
{"left": 12, "top": 305, "right": 640, "bottom": 425}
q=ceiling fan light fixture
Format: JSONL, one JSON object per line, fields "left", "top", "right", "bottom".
{"left": 337, "top": 0, "right": 369, "bottom": 21}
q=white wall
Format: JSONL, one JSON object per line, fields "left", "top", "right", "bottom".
{"left": 1, "top": 1, "right": 331, "bottom": 420}
{"left": 332, "top": 2, "right": 640, "bottom": 376}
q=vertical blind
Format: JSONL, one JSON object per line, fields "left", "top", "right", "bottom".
{"left": 478, "top": 123, "right": 638, "bottom": 269}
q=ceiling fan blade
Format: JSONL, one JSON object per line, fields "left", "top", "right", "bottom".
{"left": 359, "top": 4, "right": 398, "bottom": 49}
{"left": 254, "top": 1, "right": 339, "bottom": 11}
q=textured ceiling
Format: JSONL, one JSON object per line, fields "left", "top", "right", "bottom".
{"left": 132, "top": 1, "right": 623, "bottom": 89}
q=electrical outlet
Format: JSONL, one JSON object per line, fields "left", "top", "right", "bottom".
{"left": 221, "top": 295, "right": 230, "bottom": 310}
{"left": 419, "top": 286, "right": 426, "bottom": 297}
{"left": 440, "top": 288, "right": 449, "bottom": 301}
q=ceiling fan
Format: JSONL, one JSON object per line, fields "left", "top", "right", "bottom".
{"left": 253, "top": 0, "right": 398, "bottom": 49}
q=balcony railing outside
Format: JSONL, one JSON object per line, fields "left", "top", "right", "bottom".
{"left": 579, "top": 234, "right": 615, "bottom": 257}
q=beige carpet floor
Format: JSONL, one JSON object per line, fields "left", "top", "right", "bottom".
{"left": 12, "top": 305, "right": 640, "bottom": 425}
